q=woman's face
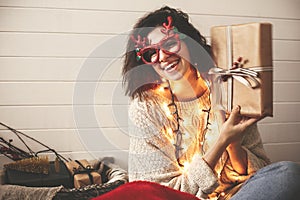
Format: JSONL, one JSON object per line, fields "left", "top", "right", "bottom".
{"left": 147, "top": 26, "right": 192, "bottom": 81}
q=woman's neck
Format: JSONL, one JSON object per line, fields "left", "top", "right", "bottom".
{"left": 169, "top": 69, "right": 208, "bottom": 101}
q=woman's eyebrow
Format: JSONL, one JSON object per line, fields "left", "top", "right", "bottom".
{"left": 147, "top": 37, "right": 164, "bottom": 46}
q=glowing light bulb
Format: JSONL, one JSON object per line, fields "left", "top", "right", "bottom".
{"left": 195, "top": 108, "right": 202, "bottom": 115}
{"left": 205, "top": 133, "right": 213, "bottom": 142}
{"left": 165, "top": 127, "right": 174, "bottom": 143}
{"left": 182, "top": 118, "right": 191, "bottom": 126}
{"left": 182, "top": 161, "right": 190, "bottom": 173}
{"left": 162, "top": 102, "right": 172, "bottom": 118}
{"left": 158, "top": 86, "right": 165, "bottom": 93}
{"left": 182, "top": 132, "right": 190, "bottom": 140}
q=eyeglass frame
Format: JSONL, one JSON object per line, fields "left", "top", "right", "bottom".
{"left": 135, "top": 32, "right": 182, "bottom": 65}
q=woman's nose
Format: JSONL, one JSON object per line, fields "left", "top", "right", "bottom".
{"left": 158, "top": 49, "right": 170, "bottom": 63}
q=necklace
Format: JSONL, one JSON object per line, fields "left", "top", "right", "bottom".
{"left": 166, "top": 80, "right": 211, "bottom": 167}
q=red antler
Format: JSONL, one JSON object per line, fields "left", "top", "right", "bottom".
{"left": 161, "top": 16, "right": 174, "bottom": 35}
{"left": 163, "top": 16, "right": 173, "bottom": 30}
{"left": 130, "top": 35, "right": 147, "bottom": 48}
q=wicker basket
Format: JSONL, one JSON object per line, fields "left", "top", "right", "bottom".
{"left": 53, "top": 179, "right": 126, "bottom": 200}
{"left": 54, "top": 158, "right": 128, "bottom": 200}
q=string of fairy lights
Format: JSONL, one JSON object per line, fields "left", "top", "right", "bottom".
{"left": 164, "top": 80, "right": 212, "bottom": 167}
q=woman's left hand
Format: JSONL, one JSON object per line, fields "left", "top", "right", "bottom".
{"left": 202, "top": 105, "right": 261, "bottom": 172}
{"left": 220, "top": 105, "right": 260, "bottom": 146}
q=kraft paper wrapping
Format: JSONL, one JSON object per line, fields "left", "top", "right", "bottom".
{"left": 210, "top": 22, "right": 273, "bottom": 117}
{"left": 73, "top": 171, "right": 101, "bottom": 188}
{"left": 65, "top": 159, "right": 101, "bottom": 188}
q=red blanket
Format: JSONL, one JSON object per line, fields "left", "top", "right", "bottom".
{"left": 92, "top": 181, "right": 200, "bottom": 200}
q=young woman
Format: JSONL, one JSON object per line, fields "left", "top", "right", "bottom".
{"left": 122, "top": 6, "right": 300, "bottom": 199}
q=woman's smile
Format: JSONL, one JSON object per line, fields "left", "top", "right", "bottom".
{"left": 161, "top": 60, "right": 179, "bottom": 72}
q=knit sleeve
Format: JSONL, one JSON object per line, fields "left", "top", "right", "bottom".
{"left": 128, "top": 98, "right": 219, "bottom": 198}
{"left": 221, "top": 124, "right": 271, "bottom": 184}
{"left": 242, "top": 124, "right": 271, "bottom": 174}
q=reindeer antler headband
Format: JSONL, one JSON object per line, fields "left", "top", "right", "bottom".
{"left": 131, "top": 15, "right": 176, "bottom": 46}
{"left": 161, "top": 16, "right": 175, "bottom": 35}
{"left": 131, "top": 16, "right": 185, "bottom": 63}
{"left": 130, "top": 35, "right": 147, "bottom": 61}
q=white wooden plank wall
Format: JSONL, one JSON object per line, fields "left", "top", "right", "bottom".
{"left": 0, "top": 0, "right": 299, "bottom": 177}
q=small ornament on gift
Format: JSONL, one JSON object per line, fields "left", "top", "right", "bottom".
{"left": 209, "top": 22, "right": 273, "bottom": 117}
{"left": 65, "top": 159, "right": 101, "bottom": 188}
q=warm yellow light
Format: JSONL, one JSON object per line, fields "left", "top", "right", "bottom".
{"left": 204, "top": 121, "right": 219, "bottom": 144}
{"left": 182, "top": 132, "right": 190, "bottom": 140}
{"left": 195, "top": 108, "right": 202, "bottom": 115}
{"left": 205, "top": 132, "right": 213, "bottom": 142}
{"left": 162, "top": 102, "right": 172, "bottom": 118}
{"left": 158, "top": 86, "right": 165, "bottom": 93}
{"left": 165, "top": 127, "right": 174, "bottom": 143}
{"left": 182, "top": 161, "right": 190, "bottom": 173}
{"left": 182, "top": 118, "right": 191, "bottom": 126}
{"left": 181, "top": 143, "right": 188, "bottom": 150}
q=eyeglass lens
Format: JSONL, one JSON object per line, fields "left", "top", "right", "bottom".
{"left": 141, "top": 36, "right": 181, "bottom": 64}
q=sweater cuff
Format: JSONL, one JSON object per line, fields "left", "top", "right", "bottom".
{"left": 187, "top": 154, "right": 219, "bottom": 194}
{"left": 242, "top": 147, "right": 267, "bottom": 175}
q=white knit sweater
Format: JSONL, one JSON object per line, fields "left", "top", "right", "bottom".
{"left": 128, "top": 88, "right": 270, "bottom": 199}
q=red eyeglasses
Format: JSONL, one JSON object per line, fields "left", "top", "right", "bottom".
{"left": 131, "top": 16, "right": 183, "bottom": 64}
{"left": 136, "top": 33, "right": 181, "bottom": 64}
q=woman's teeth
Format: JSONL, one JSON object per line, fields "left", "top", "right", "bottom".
{"left": 164, "top": 61, "right": 178, "bottom": 71}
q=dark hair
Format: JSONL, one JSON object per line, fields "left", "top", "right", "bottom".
{"left": 122, "top": 6, "right": 212, "bottom": 99}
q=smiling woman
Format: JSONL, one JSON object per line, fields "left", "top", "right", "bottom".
{"left": 122, "top": 6, "right": 300, "bottom": 200}
{"left": 0, "top": 0, "right": 300, "bottom": 199}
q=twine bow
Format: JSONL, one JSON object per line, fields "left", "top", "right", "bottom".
{"left": 209, "top": 66, "right": 260, "bottom": 89}
{"left": 73, "top": 160, "right": 95, "bottom": 184}
{"left": 208, "top": 56, "right": 273, "bottom": 89}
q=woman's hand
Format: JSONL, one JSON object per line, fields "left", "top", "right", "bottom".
{"left": 217, "top": 106, "right": 260, "bottom": 174}
{"left": 202, "top": 106, "right": 260, "bottom": 173}
{"left": 220, "top": 105, "right": 259, "bottom": 146}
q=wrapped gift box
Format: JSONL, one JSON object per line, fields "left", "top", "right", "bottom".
{"left": 73, "top": 171, "right": 101, "bottom": 188}
{"left": 210, "top": 22, "right": 273, "bottom": 117}
{"left": 65, "top": 159, "right": 101, "bottom": 188}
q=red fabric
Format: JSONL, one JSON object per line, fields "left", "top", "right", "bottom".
{"left": 92, "top": 181, "right": 200, "bottom": 200}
